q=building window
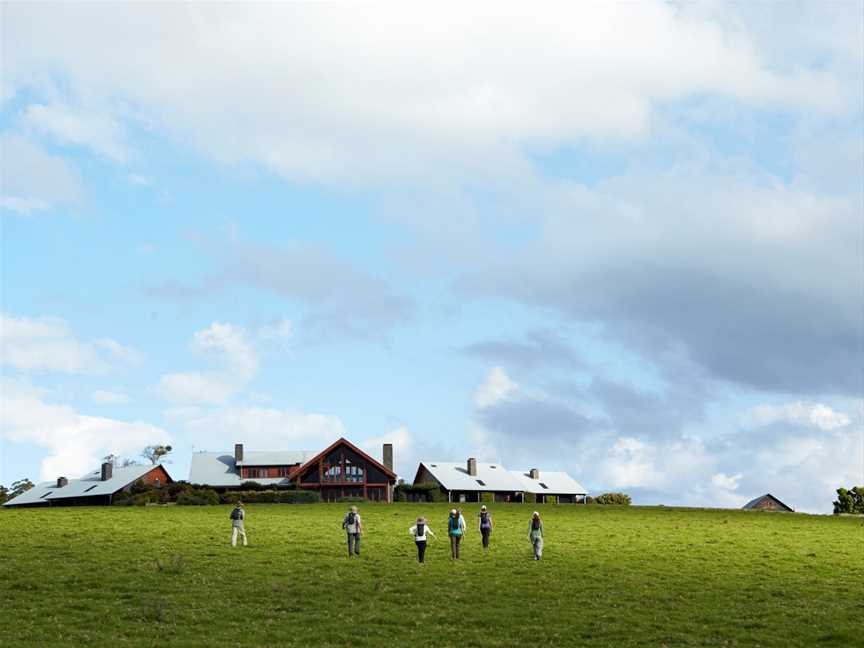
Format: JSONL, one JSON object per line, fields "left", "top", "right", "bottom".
{"left": 247, "top": 468, "right": 267, "bottom": 479}
{"left": 539, "top": 482, "right": 549, "bottom": 489}
{"left": 278, "top": 467, "right": 292, "bottom": 477}
{"left": 476, "top": 479, "right": 486, "bottom": 486}
{"left": 84, "top": 485, "right": 97, "bottom": 493}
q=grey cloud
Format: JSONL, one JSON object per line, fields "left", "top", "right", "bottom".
{"left": 143, "top": 238, "right": 413, "bottom": 341}
{"left": 461, "top": 329, "right": 585, "bottom": 374}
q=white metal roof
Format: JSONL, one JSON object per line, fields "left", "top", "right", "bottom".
{"left": 189, "top": 451, "right": 301, "bottom": 487}
{"left": 237, "top": 450, "right": 315, "bottom": 466}
{"left": 510, "top": 469, "right": 588, "bottom": 495}
{"left": 419, "top": 462, "right": 525, "bottom": 492}
{"left": 3, "top": 464, "right": 172, "bottom": 507}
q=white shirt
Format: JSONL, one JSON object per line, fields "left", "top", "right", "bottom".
{"left": 408, "top": 524, "right": 436, "bottom": 542}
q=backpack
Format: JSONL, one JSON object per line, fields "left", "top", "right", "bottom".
{"left": 480, "top": 511, "right": 490, "bottom": 528}
{"left": 532, "top": 518, "right": 541, "bottom": 531}
{"left": 416, "top": 522, "right": 425, "bottom": 538}
{"left": 230, "top": 507, "right": 241, "bottom": 521}
{"left": 448, "top": 515, "right": 461, "bottom": 536}
{"left": 345, "top": 511, "right": 356, "bottom": 528}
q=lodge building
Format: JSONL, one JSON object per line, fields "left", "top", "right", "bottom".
{"left": 189, "top": 437, "right": 398, "bottom": 502}
{"left": 2, "top": 462, "right": 173, "bottom": 507}
{"left": 413, "top": 457, "right": 588, "bottom": 504}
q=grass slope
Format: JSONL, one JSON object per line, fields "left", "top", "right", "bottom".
{"left": 1, "top": 504, "right": 862, "bottom": 647}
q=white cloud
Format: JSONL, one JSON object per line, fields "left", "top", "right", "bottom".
{"left": 91, "top": 389, "right": 132, "bottom": 404}
{"left": 0, "top": 313, "right": 141, "bottom": 374}
{"left": 1, "top": 3, "right": 852, "bottom": 186}
{"left": 475, "top": 366, "right": 518, "bottom": 409}
{"left": 172, "top": 405, "right": 347, "bottom": 452}
{"left": 2, "top": 379, "right": 170, "bottom": 481}
{"left": 747, "top": 401, "right": 851, "bottom": 431}
{"left": 711, "top": 472, "right": 743, "bottom": 491}
{"left": 0, "top": 134, "right": 84, "bottom": 215}
{"left": 22, "top": 102, "right": 129, "bottom": 162}
{"left": 155, "top": 321, "right": 258, "bottom": 405}
{"left": 362, "top": 425, "right": 412, "bottom": 476}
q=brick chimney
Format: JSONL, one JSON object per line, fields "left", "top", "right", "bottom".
{"left": 234, "top": 443, "right": 244, "bottom": 463}
{"left": 467, "top": 457, "right": 477, "bottom": 476}
{"left": 529, "top": 468, "right": 539, "bottom": 480}
{"left": 100, "top": 462, "right": 113, "bottom": 481}
{"left": 56, "top": 476, "right": 68, "bottom": 488}
{"left": 383, "top": 443, "right": 393, "bottom": 472}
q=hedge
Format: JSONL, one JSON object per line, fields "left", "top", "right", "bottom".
{"left": 394, "top": 482, "right": 444, "bottom": 502}
{"left": 593, "top": 492, "right": 632, "bottom": 505}
{"left": 177, "top": 488, "right": 220, "bottom": 506}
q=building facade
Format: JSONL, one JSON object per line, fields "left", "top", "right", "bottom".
{"left": 189, "top": 437, "right": 397, "bottom": 502}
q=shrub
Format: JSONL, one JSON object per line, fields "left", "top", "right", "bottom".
{"left": 239, "top": 481, "right": 269, "bottom": 491}
{"left": 480, "top": 492, "right": 495, "bottom": 504}
{"left": 176, "top": 488, "right": 220, "bottom": 506}
{"left": 594, "top": 492, "right": 632, "bottom": 506}
{"left": 337, "top": 496, "right": 367, "bottom": 503}
{"left": 113, "top": 491, "right": 132, "bottom": 506}
{"left": 394, "top": 482, "right": 442, "bottom": 502}
{"left": 833, "top": 487, "right": 864, "bottom": 515}
{"left": 524, "top": 492, "right": 537, "bottom": 504}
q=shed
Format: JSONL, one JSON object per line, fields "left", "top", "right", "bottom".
{"left": 742, "top": 493, "right": 794, "bottom": 512}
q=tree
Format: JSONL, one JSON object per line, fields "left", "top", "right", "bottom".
{"left": 833, "top": 486, "right": 864, "bottom": 514}
{"left": 142, "top": 444, "right": 173, "bottom": 465}
{"left": 10, "top": 478, "right": 35, "bottom": 498}
{"left": 0, "top": 485, "right": 8, "bottom": 504}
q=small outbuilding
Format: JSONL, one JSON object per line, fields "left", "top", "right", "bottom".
{"left": 742, "top": 493, "right": 794, "bottom": 512}
{"left": 2, "top": 462, "right": 173, "bottom": 507}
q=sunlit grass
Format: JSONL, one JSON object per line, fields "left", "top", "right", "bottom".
{"left": 1, "top": 504, "right": 861, "bottom": 647}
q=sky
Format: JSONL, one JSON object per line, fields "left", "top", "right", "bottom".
{"left": 1, "top": 2, "right": 862, "bottom": 513}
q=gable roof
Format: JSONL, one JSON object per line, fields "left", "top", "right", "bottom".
{"left": 510, "top": 469, "right": 587, "bottom": 495}
{"left": 742, "top": 493, "right": 794, "bottom": 512}
{"left": 288, "top": 437, "right": 397, "bottom": 481}
{"left": 3, "top": 464, "right": 173, "bottom": 507}
{"left": 417, "top": 461, "right": 525, "bottom": 492}
{"left": 237, "top": 451, "right": 315, "bottom": 466}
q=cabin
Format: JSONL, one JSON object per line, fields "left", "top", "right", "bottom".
{"left": 2, "top": 463, "right": 173, "bottom": 507}
{"left": 742, "top": 493, "right": 794, "bottom": 512}
{"left": 189, "top": 437, "right": 397, "bottom": 502}
{"left": 413, "top": 458, "right": 588, "bottom": 504}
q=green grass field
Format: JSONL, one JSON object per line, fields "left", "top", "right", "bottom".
{"left": 1, "top": 503, "right": 862, "bottom": 647}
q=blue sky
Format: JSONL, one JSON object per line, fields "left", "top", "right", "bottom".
{"left": 1, "top": 2, "right": 862, "bottom": 512}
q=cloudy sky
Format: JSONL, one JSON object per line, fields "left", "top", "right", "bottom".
{"left": 1, "top": 2, "right": 862, "bottom": 513}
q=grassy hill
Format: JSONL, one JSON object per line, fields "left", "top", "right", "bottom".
{"left": 1, "top": 503, "right": 861, "bottom": 647}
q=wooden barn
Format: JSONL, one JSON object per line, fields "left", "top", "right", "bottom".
{"left": 189, "top": 437, "right": 397, "bottom": 502}
{"left": 2, "top": 462, "right": 173, "bottom": 507}
{"left": 742, "top": 493, "right": 794, "bottom": 512}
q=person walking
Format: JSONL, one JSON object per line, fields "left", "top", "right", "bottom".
{"left": 447, "top": 508, "right": 465, "bottom": 559}
{"left": 478, "top": 504, "right": 493, "bottom": 550}
{"left": 408, "top": 516, "right": 436, "bottom": 563}
{"left": 229, "top": 501, "right": 248, "bottom": 547}
{"left": 528, "top": 511, "right": 544, "bottom": 560}
{"left": 342, "top": 505, "right": 363, "bottom": 557}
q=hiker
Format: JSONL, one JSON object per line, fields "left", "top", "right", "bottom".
{"left": 408, "top": 516, "right": 437, "bottom": 563}
{"left": 528, "top": 511, "right": 544, "bottom": 560}
{"left": 447, "top": 508, "right": 465, "bottom": 559}
{"left": 342, "top": 505, "right": 363, "bottom": 557}
{"left": 478, "top": 504, "right": 493, "bottom": 549}
{"left": 229, "top": 501, "right": 248, "bottom": 547}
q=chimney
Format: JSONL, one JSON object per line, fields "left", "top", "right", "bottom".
{"left": 234, "top": 443, "right": 244, "bottom": 463}
{"left": 467, "top": 457, "right": 477, "bottom": 476}
{"left": 56, "top": 476, "right": 68, "bottom": 488}
{"left": 101, "top": 462, "right": 113, "bottom": 481}
{"left": 529, "top": 468, "right": 539, "bottom": 480}
{"left": 383, "top": 443, "right": 393, "bottom": 472}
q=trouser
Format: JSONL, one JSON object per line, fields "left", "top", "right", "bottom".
{"left": 532, "top": 537, "right": 543, "bottom": 560}
{"left": 231, "top": 526, "right": 247, "bottom": 547}
{"left": 481, "top": 527, "right": 491, "bottom": 548}
{"left": 450, "top": 534, "right": 461, "bottom": 559}
{"left": 416, "top": 540, "right": 427, "bottom": 563}
{"left": 347, "top": 533, "right": 361, "bottom": 556}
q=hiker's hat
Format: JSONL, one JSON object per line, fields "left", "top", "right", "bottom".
{"left": 532, "top": 511, "right": 540, "bottom": 517}
{"left": 450, "top": 508, "right": 457, "bottom": 515}
{"left": 480, "top": 505, "right": 487, "bottom": 511}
